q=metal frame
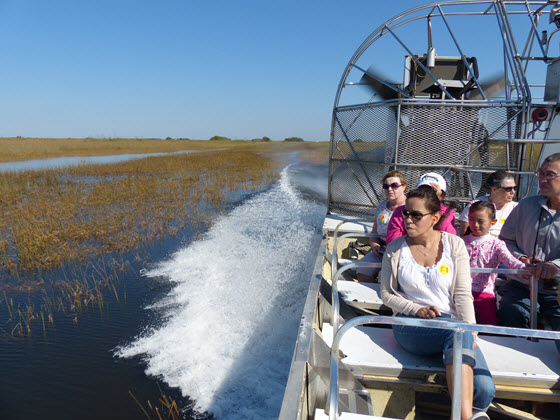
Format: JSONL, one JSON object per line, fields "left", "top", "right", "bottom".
{"left": 327, "top": 315, "right": 560, "bottom": 420}
{"left": 327, "top": 1, "right": 560, "bottom": 216}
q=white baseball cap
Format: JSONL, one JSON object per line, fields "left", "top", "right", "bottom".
{"left": 417, "top": 172, "right": 446, "bottom": 192}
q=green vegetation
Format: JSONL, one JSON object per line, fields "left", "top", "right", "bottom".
{"left": 251, "top": 136, "right": 271, "bottom": 142}
{"left": 209, "top": 135, "right": 231, "bottom": 141}
{"left": 284, "top": 137, "right": 304, "bottom": 142}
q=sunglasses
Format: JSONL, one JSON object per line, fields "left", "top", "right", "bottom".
{"left": 402, "top": 209, "right": 432, "bottom": 221}
{"left": 498, "top": 186, "right": 516, "bottom": 192}
{"left": 382, "top": 182, "right": 402, "bottom": 190}
{"left": 535, "top": 171, "right": 560, "bottom": 181}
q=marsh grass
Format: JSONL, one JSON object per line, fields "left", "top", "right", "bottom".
{"left": 129, "top": 388, "right": 182, "bottom": 420}
{"left": 0, "top": 137, "right": 227, "bottom": 163}
{"left": 0, "top": 150, "right": 276, "bottom": 273}
{"left": 0, "top": 142, "right": 328, "bottom": 336}
{"left": 0, "top": 136, "right": 329, "bottom": 163}
{"left": 0, "top": 148, "right": 283, "bottom": 336}
{"left": 0, "top": 256, "right": 128, "bottom": 336}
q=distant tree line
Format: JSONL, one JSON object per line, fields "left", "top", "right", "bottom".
{"left": 207, "top": 135, "right": 305, "bottom": 142}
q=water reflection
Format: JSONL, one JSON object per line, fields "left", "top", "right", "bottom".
{"left": 0, "top": 150, "right": 201, "bottom": 172}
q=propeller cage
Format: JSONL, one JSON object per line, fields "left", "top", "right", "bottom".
{"left": 328, "top": 1, "right": 560, "bottom": 217}
{"left": 329, "top": 102, "right": 524, "bottom": 216}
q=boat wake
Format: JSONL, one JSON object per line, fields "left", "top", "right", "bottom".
{"left": 116, "top": 164, "right": 326, "bottom": 419}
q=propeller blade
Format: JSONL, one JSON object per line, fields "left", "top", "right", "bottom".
{"left": 359, "top": 66, "right": 401, "bottom": 100}
{"left": 467, "top": 74, "right": 507, "bottom": 100}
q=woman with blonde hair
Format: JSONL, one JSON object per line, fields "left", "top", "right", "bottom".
{"left": 357, "top": 170, "right": 407, "bottom": 282}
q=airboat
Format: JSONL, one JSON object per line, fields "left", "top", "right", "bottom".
{"left": 280, "top": 1, "right": 560, "bottom": 419}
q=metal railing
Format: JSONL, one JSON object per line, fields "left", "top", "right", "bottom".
{"left": 331, "top": 231, "right": 381, "bottom": 275}
{"left": 327, "top": 315, "right": 560, "bottom": 420}
{"left": 330, "top": 231, "right": 539, "bottom": 333}
{"left": 331, "top": 262, "right": 537, "bottom": 336}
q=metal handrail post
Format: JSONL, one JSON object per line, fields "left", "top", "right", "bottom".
{"left": 328, "top": 344, "right": 340, "bottom": 420}
{"left": 451, "top": 330, "right": 464, "bottom": 420}
{"left": 530, "top": 275, "right": 538, "bottom": 331}
{"left": 331, "top": 222, "right": 373, "bottom": 273}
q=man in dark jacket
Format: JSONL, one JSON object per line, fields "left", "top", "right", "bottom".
{"left": 498, "top": 153, "right": 560, "bottom": 351}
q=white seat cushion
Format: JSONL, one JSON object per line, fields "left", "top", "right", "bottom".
{"left": 337, "top": 281, "right": 383, "bottom": 311}
{"left": 323, "top": 323, "right": 560, "bottom": 389}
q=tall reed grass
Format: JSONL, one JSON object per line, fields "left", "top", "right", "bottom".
{"left": 0, "top": 150, "right": 276, "bottom": 273}
{"left": 0, "top": 142, "right": 328, "bottom": 336}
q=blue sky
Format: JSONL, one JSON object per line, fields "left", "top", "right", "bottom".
{"left": 0, "top": 0, "right": 435, "bottom": 141}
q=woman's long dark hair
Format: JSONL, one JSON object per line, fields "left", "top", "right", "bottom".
{"left": 406, "top": 187, "right": 457, "bottom": 230}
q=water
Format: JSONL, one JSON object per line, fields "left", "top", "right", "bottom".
{"left": 0, "top": 161, "right": 327, "bottom": 419}
{"left": 117, "top": 163, "right": 327, "bottom": 419}
{"left": 0, "top": 150, "right": 203, "bottom": 172}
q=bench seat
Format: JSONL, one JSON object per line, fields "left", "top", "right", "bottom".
{"left": 322, "top": 323, "right": 560, "bottom": 392}
{"left": 314, "top": 408, "right": 399, "bottom": 419}
{"left": 337, "top": 281, "right": 384, "bottom": 312}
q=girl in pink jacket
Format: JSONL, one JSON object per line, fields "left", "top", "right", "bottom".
{"left": 463, "top": 201, "right": 528, "bottom": 325}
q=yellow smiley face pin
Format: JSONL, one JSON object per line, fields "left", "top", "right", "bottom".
{"left": 380, "top": 215, "right": 385, "bottom": 221}
{"left": 440, "top": 264, "right": 450, "bottom": 275}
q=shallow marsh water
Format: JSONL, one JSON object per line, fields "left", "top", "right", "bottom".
{"left": 0, "top": 160, "right": 328, "bottom": 419}
{"left": 0, "top": 150, "right": 203, "bottom": 172}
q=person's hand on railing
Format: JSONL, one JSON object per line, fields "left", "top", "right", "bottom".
{"left": 369, "top": 238, "right": 383, "bottom": 257}
{"left": 522, "top": 257, "right": 560, "bottom": 280}
{"left": 416, "top": 305, "right": 441, "bottom": 319}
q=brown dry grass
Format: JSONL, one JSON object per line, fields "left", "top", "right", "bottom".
{"left": 0, "top": 149, "right": 277, "bottom": 273}
{"left": 0, "top": 140, "right": 329, "bottom": 336}
{"left": 0, "top": 137, "right": 330, "bottom": 163}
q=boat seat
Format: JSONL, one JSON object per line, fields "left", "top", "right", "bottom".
{"left": 336, "top": 281, "right": 384, "bottom": 312}
{"left": 322, "top": 323, "right": 560, "bottom": 395}
{"left": 314, "top": 408, "right": 400, "bottom": 419}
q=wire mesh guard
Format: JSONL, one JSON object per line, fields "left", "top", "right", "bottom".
{"left": 329, "top": 102, "right": 523, "bottom": 215}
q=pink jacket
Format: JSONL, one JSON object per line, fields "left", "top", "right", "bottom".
{"left": 463, "top": 233, "right": 527, "bottom": 296}
{"left": 386, "top": 204, "right": 456, "bottom": 245}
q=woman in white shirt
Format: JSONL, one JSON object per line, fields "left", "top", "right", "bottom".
{"left": 380, "top": 188, "right": 495, "bottom": 420}
{"left": 357, "top": 170, "right": 407, "bottom": 282}
{"left": 458, "top": 170, "right": 517, "bottom": 237}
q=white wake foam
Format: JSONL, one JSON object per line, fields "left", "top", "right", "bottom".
{"left": 116, "top": 165, "right": 326, "bottom": 419}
